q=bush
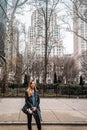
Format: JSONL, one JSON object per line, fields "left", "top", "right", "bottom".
{"left": 58, "top": 84, "right": 82, "bottom": 95}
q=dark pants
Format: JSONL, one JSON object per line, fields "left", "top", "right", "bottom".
{"left": 27, "top": 113, "right": 41, "bottom": 130}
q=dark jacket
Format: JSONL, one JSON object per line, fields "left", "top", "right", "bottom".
{"left": 25, "top": 91, "right": 42, "bottom": 121}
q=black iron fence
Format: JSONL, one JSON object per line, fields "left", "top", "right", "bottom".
{"left": 0, "top": 82, "right": 87, "bottom": 97}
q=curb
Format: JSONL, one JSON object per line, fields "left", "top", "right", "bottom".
{"left": 0, "top": 122, "right": 87, "bottom": 126}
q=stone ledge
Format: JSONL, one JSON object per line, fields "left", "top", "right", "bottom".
{"left": 0, "top": 122, "right": 87, "bottom": 126}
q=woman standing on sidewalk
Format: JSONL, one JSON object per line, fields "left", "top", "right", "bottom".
{"left": 25, "top": 79, "right": 42, "bottom": 130}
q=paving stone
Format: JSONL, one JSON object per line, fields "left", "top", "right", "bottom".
{"left": 0, "top": 98, "right": 87, "bottom": 124}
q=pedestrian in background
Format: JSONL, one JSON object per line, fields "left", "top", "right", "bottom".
{"left": 25, "top": 79, "right": 42, "bottom": 130}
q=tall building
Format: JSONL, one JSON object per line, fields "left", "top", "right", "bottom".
{"left": 0, "top": 0, "right": 7, "bottom": 57}
{"left": 74, "top": 0, "right": 87, "bottom": 57}
{"left": 27, "top": 9, "right": 63, "bottom": 58}
{"left": 26, "top": 8, "right": 63, "bottom": 83}
{"left": 73, "top": 0, "right": 87, "bottom": 81}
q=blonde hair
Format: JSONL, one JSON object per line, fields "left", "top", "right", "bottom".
{"left": 27, "top": 80, "right": 37, "bottom": 96}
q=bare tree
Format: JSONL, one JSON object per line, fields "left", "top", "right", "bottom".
{"left": 30, "top": 56, "right": 44, "bottom": 82}
{"left": 60, "top": 0, "right": 87, "bottom": 43}
{"left": 29, "top": 0, "right": 61, "bottom": 84}
{"left": 0, "top": 55, "right": 7, "bottom": 93}
{"left": 63, "top": 56, "right": 79, "bottom": 84}
{"left": 6, "top": 0, "right": 29, "bottom": 70}
{"left": 51, "top": 56, "right": 64, "bottom": 83}
{"left": 0, "top": 0, "right": 30, "bottom": 92}
{"left": 58, "top": 0, "right": 87, "bottom": 81}
{"left": 80, "top": 50, "right": 87, "bottom": 80}
{"left": 49, "top": 56, "right": 79, "bottom": 84}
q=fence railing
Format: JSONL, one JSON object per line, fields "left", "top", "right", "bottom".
{"left": 0, "top": 82, "right": 87, "bottom": 97}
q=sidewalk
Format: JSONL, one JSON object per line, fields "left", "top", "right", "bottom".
{"left": 0, "top": 98, "right": 87, "bottom": 124}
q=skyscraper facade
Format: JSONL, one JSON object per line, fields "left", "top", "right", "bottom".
{"left": 74, "top": 0, "right": 87, "bottom": 57}
{"left": 28, "top": 8, "right": 63, "bottom": 58}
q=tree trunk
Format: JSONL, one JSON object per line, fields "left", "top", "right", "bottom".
{"left": 44, "top": 0, "right": 48, "bottom": 84}
{"left": 0, "top": 55, "right": 8, "bottom": 94}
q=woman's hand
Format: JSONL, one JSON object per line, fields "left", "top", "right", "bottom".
{"left": 27, "top": 108, "right": 33, "bottom": 114}
{"left": 32, "top": 107, "right": 36, "bottom": 112}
